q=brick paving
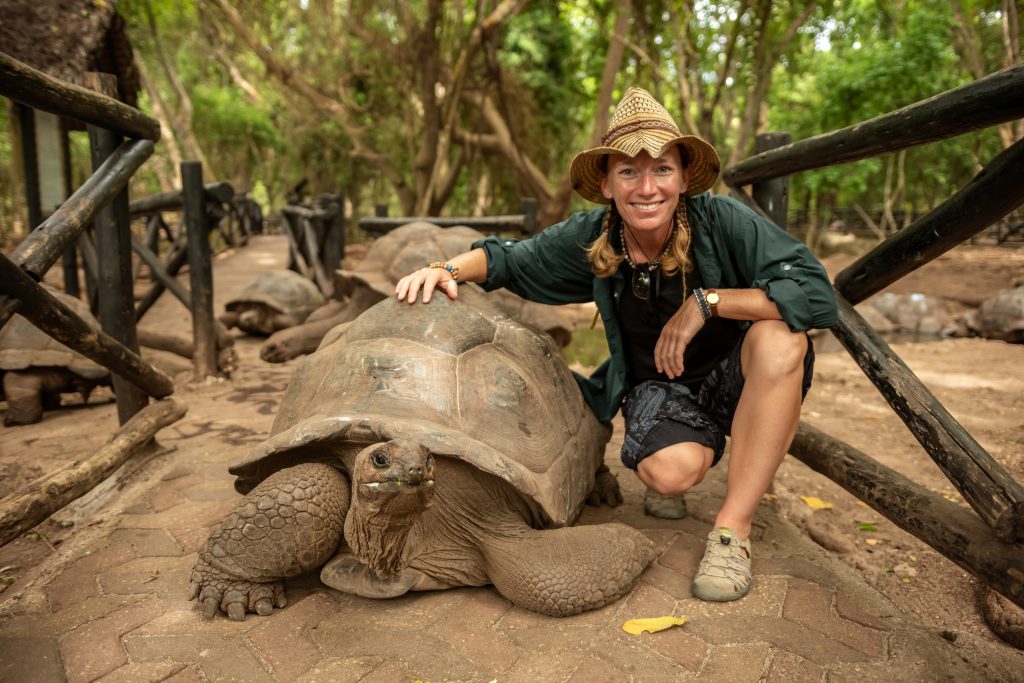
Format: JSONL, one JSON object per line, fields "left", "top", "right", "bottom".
{"left": 0, "top": 236, "right": 986, "bottom": 682}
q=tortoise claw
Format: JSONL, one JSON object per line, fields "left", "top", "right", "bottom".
{"left": 226, "top": 602, "right": 246, "bottom": 621}
{"left": 202, "top": 596, "right": 219, "bottom": 619}
{"left": 254, "top": 597, "right": 274, "bottom": 616}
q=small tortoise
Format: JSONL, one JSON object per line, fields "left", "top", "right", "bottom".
{"left": 0, "top": 288, "right": 110, "bottom": 426}
{"left": 967, "top": 286, "right": 1024, "bottom": 343}
{"left": 220, "top": 269, "right": 325, "bottom": 336}
{"left": 191, "top": 285, "right": 653, "bottom": 619}
{"left": 260, "top": 222, "right": 574, "bottom": 362}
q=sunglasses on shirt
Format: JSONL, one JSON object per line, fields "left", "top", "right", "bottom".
{"left": 631, "top": 266, "right": 659, "bottom": 301}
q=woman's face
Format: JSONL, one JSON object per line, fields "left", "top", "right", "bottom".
{"left": 600, "top": 148, "right": 690, "bottom": 237}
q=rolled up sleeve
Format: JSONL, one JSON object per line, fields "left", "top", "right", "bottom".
{"left": 712, "top": 196, "right": 837, "bottom": 331}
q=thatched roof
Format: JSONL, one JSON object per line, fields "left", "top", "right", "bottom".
{"left": 0, "top": 0, "right": 140, "bottom": 106}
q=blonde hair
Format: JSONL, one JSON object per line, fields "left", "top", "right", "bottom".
{"left": 586, "top": 200, "right": 693, "bottom": 279}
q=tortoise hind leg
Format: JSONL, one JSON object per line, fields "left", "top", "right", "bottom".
{"left": 3, "top": 369, "right": 69, "bottom": 425}
{"left": 481, "top": 522, "right": 655, "bottom": 617}
{"left": 189, "top": 462, "right": 349, "bottom": 620}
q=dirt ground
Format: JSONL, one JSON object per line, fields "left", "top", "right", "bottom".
{"left": 1, "top": 241, "right": 1022, "bottom": 678}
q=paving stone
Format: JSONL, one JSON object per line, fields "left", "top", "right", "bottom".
{"left": 293, "top": 656, "right": 385, "bottom": 683}
{"left": 310, "top": 622, "right": 485, "bottom": 682}
{"left": 95, "top": 660, "right": 187, "bottom": 682}
{"left": 1, "top": 595, "right": 147, "bottom": 639}
{"left": 132, "top": 609, "right": 264, "bottom": 636}
{"left": 834, "top": 590, "right": 895, "bottom": 631}
{"left": 60, "top": 598, "right": 161, "bottom": 683}
{"left": 765, "top": 649, "right": 823, "bottom": 683}
{"left": 620, "top": 579, "right": 678, "bottom": 619}
{"left": 676, "top": 576, "right": 787, "bottom": 620}
{"left": 783, "top": 578, "right": 884, "bottom": 657}
{"left": 656, "top": 531, "right": 706, "bottom": 577}
{"left": 180, "top": 486, "right": 239, "bottom": 502}
{"left": 109, "top": 528, "right": 183, "bottom": 557}
{"left": 0, "top": 636, "right": 66, "bottom": 683}
{"left": 638, "top": 623, "right": 708, "bottom": 673}
{"left": 247, "top": 593, "right": 337, "bottom": 681}
{"left": 885, "top": 627, "right": 983, "bottom": 680}
{"left": 687, "top": 616, "right": 870, "bottom": 666}
{"left": 435, "top": 589, "right": 523, "bottom": 672}
{"left": 756, "top": 556, "right": 847, "bottom": 587}
{"left": 46, "top": 544, "right": 136, "bottom": 612}
{"left": 97, "top": 556, "right": 195, "bottom": 609}
{"left": 498, "top": 647, "right": 581, "bottom": 683}
{"left": 162, "top": 665, "right": 204, "bottom": 683}
{"left": 358, "top": 659, "right": 424, "bottom": 683}
{"left": 123, "top": 634, "right": 274, "bottom": 683}
{"left": 566, "top": 655, "right": 633, "bottom": 682}
{"left": 639, "top": 561, "right": 694, "bottom": 600}
{"left": 699, "top": 643, "right": 771, "bottom": 682}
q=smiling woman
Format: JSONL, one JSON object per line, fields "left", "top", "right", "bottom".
{"left": 395, "top": 86, "right": 837, "bottom": 605}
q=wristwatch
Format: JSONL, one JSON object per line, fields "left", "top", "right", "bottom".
{"left": 706, "top": 289, "right": 720, "bottom": 317}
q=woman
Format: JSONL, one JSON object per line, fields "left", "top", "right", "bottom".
{"left": 395, "top": 88, "right": 837, "bottom": 602}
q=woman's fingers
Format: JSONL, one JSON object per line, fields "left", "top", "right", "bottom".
{"left": 395, "top": 268, "right": 456, "bottom": 303}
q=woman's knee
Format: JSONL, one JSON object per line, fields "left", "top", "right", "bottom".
{"left": 742, "top": 320, "right": 807, "bottom": 380}
{"left": 638, "top": 445, "right": 712, "bottom": 495}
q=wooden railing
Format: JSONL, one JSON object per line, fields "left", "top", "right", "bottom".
{"left": 0, "top": 52, "right": 196, "bottom": 545}
{"left": 723, "top": 63, "right": 1024, "bottom": 608}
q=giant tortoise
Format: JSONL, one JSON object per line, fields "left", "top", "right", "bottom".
{"left": 190, "top": 285, "right": 653, "bottom": 620}
{"left": 220, "top": 269, "right": 325, "bottom": 336}
{"left": 259, "top": 222, "right": 574, "bottom": 362}
{"left": 0, "top": 288, "right": 110, "bottom": 425}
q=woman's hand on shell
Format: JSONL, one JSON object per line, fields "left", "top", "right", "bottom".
{"left": 654, "top": 297, "right": 704, "bottom": 379}
{"left": 395, "top": 267, "right": 458, "bottom": 304}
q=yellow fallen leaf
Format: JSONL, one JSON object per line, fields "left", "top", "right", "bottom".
{"left": 800, "top": 496, "right": 833, "bottom": 510}
{"left": 622, "top": 616, "right": 688, "bottom": 636}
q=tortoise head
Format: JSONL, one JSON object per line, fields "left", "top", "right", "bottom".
{"left": 238, "top": 305, "right": 277, "bottom": 335}
{"left": 344, "top": 439, "right": 436, "bottom": 578}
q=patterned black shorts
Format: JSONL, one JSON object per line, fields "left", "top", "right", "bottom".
{"left": 619, "top": 331, "right": 815, "bottom": 471}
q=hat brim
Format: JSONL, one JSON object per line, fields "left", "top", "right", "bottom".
{"left": 569, "top": 132, "right": 721, "bottom": 204}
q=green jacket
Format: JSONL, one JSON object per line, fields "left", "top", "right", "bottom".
{"left": 473, "top": 193, "right": 837, "bottom": 423}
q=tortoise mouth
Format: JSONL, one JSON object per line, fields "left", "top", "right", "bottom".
{"left": 359, "top": 478, "right": 435, "bottom": 493}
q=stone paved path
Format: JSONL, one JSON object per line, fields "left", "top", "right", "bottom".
{"left": 0, "top": 236, "right": 985, "bottom": 682}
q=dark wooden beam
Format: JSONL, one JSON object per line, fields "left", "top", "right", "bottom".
{"left": 832, "top": 296, "right": 1024, "bottom": 540}
{"left": 0, "top": 52, "right": 161, "bottom": 142}
{"left": 722, "top": 65, "right": 1024, "bottom": 187}
{"left": 0, "top": 253, "right": 174, "bottom": 398}
{"left": 323, "top": 195, "right": 345, "bottom": 278}
{"left": 301, "top": 216, "right": 332, "bottom": 297}
{"left": 15, "top": 103, "right": 42, "bottom": 229}
{"left": 131, "top": 235, "right": 192, "bottom": 311}
{"left": 789, "top": 422, "right": 1024, "bottom": 609}
{"left": 134, "top": 239, "right": 189, "bottom": 321}
{"left": 8, "top": 138, "right": 154, "bottom": 278}
{"left": 128, "top": 182, "right": 234, "bottom": 216}
{"left": 835, "top": 137, "right": 1024, "bottom": 305}
{"left": 751, "top": 132, "right": 791, "bottom": 229}
{"left": 181, "top": 161, "right": 218, "bottom": 379}
{"left": 87, "top": 72, "right": 148, "bottom": 424}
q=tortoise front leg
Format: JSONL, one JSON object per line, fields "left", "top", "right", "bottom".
{"left": 189, "top": 463, "right": 349, "bottom": 620}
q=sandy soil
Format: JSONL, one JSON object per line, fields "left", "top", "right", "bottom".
{"left": 1, "top": 241, "right": 1022, "bottom": 677}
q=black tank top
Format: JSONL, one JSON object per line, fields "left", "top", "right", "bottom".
{"left": 617, "top": 259, "right": 744, "bottom": 393}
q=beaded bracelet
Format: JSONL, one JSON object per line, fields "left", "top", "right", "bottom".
{"left": 693, "top": 287, "right": 712, "bottom": 321}
{"left": 428, "top": 261, "right": 460, "bottom": 281}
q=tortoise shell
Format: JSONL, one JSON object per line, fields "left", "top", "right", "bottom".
{"left": 335, "top": 221, "right": 572, "bottom": 345}
{"left": 225, "top": 270, "right": 325, "bottom": 318}
{"left": 0, "top": 287, "right": 107, "bottom": 380}
{"left": 231, "top": 286, "right": 609, "bottom": 527}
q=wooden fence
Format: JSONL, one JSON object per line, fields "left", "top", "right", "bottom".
{"left": 723, "top": 63, "right": 1024, "bottom": 608}
{"left": 0, "top": 52, "right": 221, "bottom": 544}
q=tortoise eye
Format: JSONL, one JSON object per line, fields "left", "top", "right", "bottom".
{"left": 370, "top": 449, "right": 390, "bottom": 468}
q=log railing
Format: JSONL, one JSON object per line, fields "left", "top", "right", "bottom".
{"left": 358, "top": 197, "right": 539, "bottom": 236}
{"left": 281, "top": 194, "right": 346, "bottom": 298}
{"left": 0, "top": 53, "right": 188, "bottom": 547}
{"left": 723, "top": 64, "right": 1024, "bottom": 608}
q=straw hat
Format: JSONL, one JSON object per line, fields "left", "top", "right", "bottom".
{"left": 570, "top": 87, "right": 721, "bottom": 204}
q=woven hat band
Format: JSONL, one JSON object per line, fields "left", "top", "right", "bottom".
{"left": 602, "top": 120, "right": 681, "bottom": 146}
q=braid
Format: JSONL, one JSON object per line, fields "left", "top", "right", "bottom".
{"left": 659, "top": 199, "right": 693, "bottom": 279}
{"left": 586, "top": 202, "right": 625, "bottom": 278}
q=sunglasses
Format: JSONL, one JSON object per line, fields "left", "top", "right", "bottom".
{"left": 631, "top": 266, "right": 659, "bottom": 301}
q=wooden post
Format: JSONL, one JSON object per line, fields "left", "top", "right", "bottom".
{"left": 832, "top": 295, "right": 1024, "bottom": 540}
{"left": 522, "top": 197, "right": 538, "bottom": 234}
{"left": 15, "top": 103, "right": 42, "bottom": 230}
{"left": 86, "top": 72, "right": 148, "bottom": 424}
{"left": 134, "top": 238, "right": 189, "bottom": 321}
{"left": 789, "top": 423, "right": 1024, "bottom": 609}
{"left": 78, "top": 230, "right": 100, "bottom": 314}
{"left": 301, "top": 216, "right": 332, "bottom": 296}
{"left": 61, "top": 245, "right": 80, "bottom": 298}
{"left": 323, "top": 194, "right": 345, "bottom": 277}
{"left": 751, "top": 132, "right": 791, "bottom": 230}
{"left": 375, "top": 204, "right": 388, "bottom": 217}
{"left": 181, "top": 161, "right": 218, "bottom": 379}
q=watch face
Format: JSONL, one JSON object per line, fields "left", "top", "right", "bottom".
{"left": 707, "top": 292, "right": 720, "bottom": 305}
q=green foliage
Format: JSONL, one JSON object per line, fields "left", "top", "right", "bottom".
{"left": 562, "top": 326, "right": 611, "bottom": 370}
